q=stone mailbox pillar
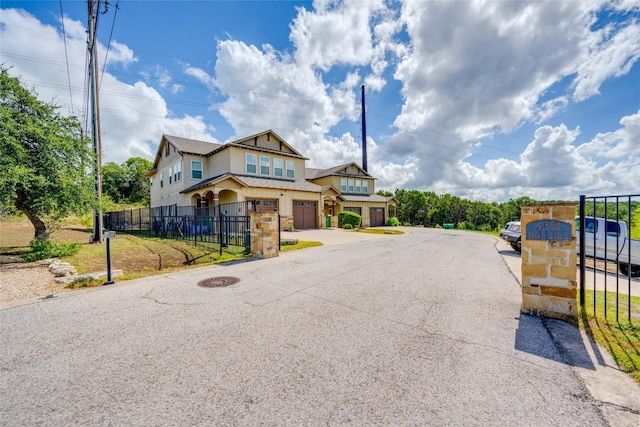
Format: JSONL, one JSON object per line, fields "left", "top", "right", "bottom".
{"left": 250, "top": 211, "right": 279, "bottom": 259}
{"left": 520, "top": 204, "right": 577, "bottom": 320}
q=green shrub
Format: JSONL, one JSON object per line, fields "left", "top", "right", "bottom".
{"left": 23, "top": 239, "right": 81, "bottom": 262}
{"left": 386, "top": 216, "right": 400, "bottom": 226}
{"left": 338, "top": 211, "right": 362, "bottom": 228}
{"left": 343, "top": 223, "right": 353, "bottom": 229}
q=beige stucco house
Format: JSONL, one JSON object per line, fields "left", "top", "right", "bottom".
{"left": 147, "top": 130, "right": 396, "bottom": 229}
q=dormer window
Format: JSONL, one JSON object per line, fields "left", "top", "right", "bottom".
{"left": 363, "top": 180, "right": 369, "bottom": 193}
{"left": 341, "top": 179, "right": 347, "bottom": 192}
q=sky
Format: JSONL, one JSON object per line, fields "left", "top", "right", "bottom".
{"left": 1, "top": 0, "right": 639, "bottom": 202}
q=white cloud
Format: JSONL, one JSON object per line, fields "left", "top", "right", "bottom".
{"left": 0, "top": 8, "right": 217, "bottom": 165}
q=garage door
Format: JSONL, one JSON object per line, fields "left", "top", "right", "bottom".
{"left": 370, "top": 207, "right": 385, "bottom": 227}
{"left": 293, "top": 201, "right": 317, "bottom": 229}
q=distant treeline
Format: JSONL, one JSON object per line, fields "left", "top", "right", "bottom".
{"left": 377, "top": 189, "right": 639, "bottom": 233}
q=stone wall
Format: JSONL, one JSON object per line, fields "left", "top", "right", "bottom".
{"left": 250, "top": 212, "right": 279, "bottom": 259}
{"left": 520, "top": 204, "right": 577, "bottom": 320}
{"left": 280, "top": 215, "right": 294, "bottom": 231}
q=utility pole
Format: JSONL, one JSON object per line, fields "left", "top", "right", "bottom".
{"left": 361, "top": 84, "right": 367, "bottom": 172}
{"left": 88, "top": 0, "right": 104, "bottom": 243}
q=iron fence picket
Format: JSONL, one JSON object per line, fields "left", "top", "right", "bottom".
{"left": 104, "top": 202, "right": 250, "bottom": 255}
{"left": 578, "top": 194, "right": 639, "bottom": 323}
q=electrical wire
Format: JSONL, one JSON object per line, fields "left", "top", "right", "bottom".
{"left": 59, "top": 0, "right": 74, "bottom": 114}
{"left": 100, "top": 0, "right": 119, "bottom": 89}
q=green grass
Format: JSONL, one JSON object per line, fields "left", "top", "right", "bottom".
{"left": 280, "top": 241, "right": 323, "bottom": 252}
{"left": 579, "top": 290, "right": 640, "bottom": 386}
{"left": 348, "top": 228, "right": 405, "bottom": 235}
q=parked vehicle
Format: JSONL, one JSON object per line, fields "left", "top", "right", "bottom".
{"left": 577, "top": 216, "right": 640, "bottom": 277}
{"left": 499, "top": 221, "right": 521, "bottom": 252}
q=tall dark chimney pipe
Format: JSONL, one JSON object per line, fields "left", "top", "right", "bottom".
{"left": 361, "top": 84, "right": 367, "bottom": 172}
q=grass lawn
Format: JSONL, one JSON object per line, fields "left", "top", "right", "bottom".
{"left": 579, "top": 290, "right": 640, "bottom": 386}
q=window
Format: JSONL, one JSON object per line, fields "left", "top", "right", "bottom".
{"left": 274, "top": 159, "right": 283, "bottom": 177}
{"left": 362, "top": 180, "right": 369, "bottom": 193}
{"left": 169, "top": 165, "right": 173, "bottom": 184}
{"left": 355, "top": 180, "right": 361, "bottom": 192}
{"left": 286, "top": 160, "right": 295, "bottom": 179}
{"left": 160, "top": 173, "right": 164, "bottom": 188}
{"left": 348, "top": 179, "right": 354, "bottom": 192}
{"left": 174, "top": 162, "right": 181, "bottom": 182}
{"left": 246, "top": 154, "right": 257, "bottom": 174}
{"left": 165, "top": 142, "right": 170, "bottom": 157}
{"left": 260, "top": 156, "right": 270, "bottom": 175}
{"left": 191, "top": 160, "right": 202, "bottom": 179}
{"left": 345, "top": 207, "right": 361, "bottom": 215}
{"left": 150, "top": 178, "right": 153, "bottom": 187}
{"left": 341, "top": 178, "right": 347, "bottom": 192}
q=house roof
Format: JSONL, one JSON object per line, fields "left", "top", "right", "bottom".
{"left": 148, "top": 131, "right": 307, "bottom": 175}
{"left": 238, "top": 176, "right": 322, "bottom": 192}
{"left": 181, "top": 173, "right": 247, "bottom": 193}
{"left": 339, "top": 194, "right": 396, "bottom": 203}
{"left": 305, "top": 162, "right": 375, "bottom": 180}
{"left": 164, "top": 134, "right": 222, "bottom": 155}
{"left": 181, "top": 174, "right": 322, "bottom": 194}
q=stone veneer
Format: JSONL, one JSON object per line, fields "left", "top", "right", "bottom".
{"left": 250, "top": 212, "right": 279, "bottom": 259}
{"left": 520, "top": 204, "right": 577, "bottom": 320}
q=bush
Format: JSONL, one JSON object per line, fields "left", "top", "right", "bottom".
{"left": 23, "top": 239, "right": 81, "bottom": 262}
{"left": 338, "top": 211, "right": 362, "bottom": 228}
{"left": 343, "top": 223, "right": 353, "bottom": 229}
{"left": 386, "top": 216, "right": 400, "bottom": 226}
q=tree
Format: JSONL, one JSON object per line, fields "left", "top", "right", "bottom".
{"left": 102, "top": 157, "right": 152, "bottom": 205}
{"left": 0, "top": 68, "right": 96, "bottom": 241}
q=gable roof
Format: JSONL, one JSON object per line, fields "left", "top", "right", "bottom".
{"left": 228, "top": 129, "right": 307, "bottom": 159}
{"left": 164, "top": 135, "right": 222, "bottom": 155}
{"left": 306, "top": 162, "right": 374, "bottom": 180}
{"left": 149, "top": 130, "right": 307, "bottom": 175}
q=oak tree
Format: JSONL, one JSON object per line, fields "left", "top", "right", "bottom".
{"left": 0, "top": 68, "right": 96, "bottom": 241}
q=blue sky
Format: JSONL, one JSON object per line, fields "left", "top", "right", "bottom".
{"left": 1, "top": 0, "right": 638, "bottom": 201}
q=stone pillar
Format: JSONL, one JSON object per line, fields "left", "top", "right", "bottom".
{"left": 250, "top": 211, "right": 279, "bottom": 259}
{"left": 520, "top": 204, "right": 577, "bottom": 320}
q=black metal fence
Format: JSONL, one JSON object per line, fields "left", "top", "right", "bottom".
{"left": 104, "top": 202, "right": 251, "bottom": 255}
{"left": 578, "top": 194, "right": 640, "bottom": 323}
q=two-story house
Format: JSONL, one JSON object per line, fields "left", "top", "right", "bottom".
{"left": 147, "top": 130, "right": 395, "bottom": 229}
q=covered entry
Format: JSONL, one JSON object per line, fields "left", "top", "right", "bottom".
{"left": 293, "top": 201, "right": 317, "bottom": 229}
{"left": 370, "top": 207, "right": 385, "bottom": 227}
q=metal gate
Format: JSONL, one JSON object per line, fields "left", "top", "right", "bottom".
{"left": 578, "top": 194, "right": 640, "bottom": 322}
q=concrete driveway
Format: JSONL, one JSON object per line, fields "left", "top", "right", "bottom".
{"left": 0, "top": 227, "right": 636, "bottom": 425}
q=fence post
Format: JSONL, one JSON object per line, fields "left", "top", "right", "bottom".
{"left": 579, "top": 195, "right": 585, "bottom": 308}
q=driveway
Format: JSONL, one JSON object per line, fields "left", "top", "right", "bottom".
{"left": 0, "top": 227, "right": 631, "bottom": 425}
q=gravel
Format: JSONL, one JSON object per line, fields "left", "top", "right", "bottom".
{"left": 0, "top": 261, "right": 67, "bottom": 304}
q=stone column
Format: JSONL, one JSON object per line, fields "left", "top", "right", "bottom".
{"left": 520, "top": 203, "right": 577, "bottom": 320}
{"left": 250, "top": 211, "right": 279, "bottom": 259}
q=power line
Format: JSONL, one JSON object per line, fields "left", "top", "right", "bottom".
{"left": 100, "top": 0, "right": 119, "bottom": 89}
{"left": 59, "top": 0, "right": 74, "bottom": 113}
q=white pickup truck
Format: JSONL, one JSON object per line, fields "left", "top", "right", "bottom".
{"left": 577, "top": 216, "right": 640, "bottom": 277}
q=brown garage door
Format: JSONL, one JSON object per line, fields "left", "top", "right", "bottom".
{"left": 293, "top": 201, "right": 317, "bottom": 229}
{"left": 370, "top": 207, "right": 385, "bottom": 227}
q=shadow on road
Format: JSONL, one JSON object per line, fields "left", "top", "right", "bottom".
{"left": 514, "top": 313, "right": 596, "bottom": 370}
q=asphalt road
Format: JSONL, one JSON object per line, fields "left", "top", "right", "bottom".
{"left": 1, "top": 228, "right": 609, "bottom": 426}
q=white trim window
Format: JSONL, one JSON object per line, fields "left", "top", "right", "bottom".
{"left": 168, "top": 165, "right": 173, "bottom": 184}
{"left": 191, "top": 160, "right": 203, "bottom": 179}
{"left": 286, "top": 160, "right": 295, "bottom": 179}
{"left": 260, "top": 156, "right": 270, "bottom": 175}
{"left": 355, "top": 180, "right": 361, "bottom": 192}
{"left": 362, "top": 180, "right": 369, "bottom": 193}
{"left": 274, "top": 158, "right": 283, "bottom": 177}
{"left": 348, "top": 179, "right": 354, "bottom": 192}
{"left": 341, "top": 178, "right": 347, "bottom": 192}
{"left": 246, "top": 154, "right": 257, "bottom": 174}
{"left": 174, "top": 162, "right": 181, "bottom": 182}
{"left": 160, "top": 172, "right": 164, "bottom": 188}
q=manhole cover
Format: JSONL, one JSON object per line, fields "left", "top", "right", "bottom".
{"left": 198, "top": 276, "right": 240, "bottom": 288}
